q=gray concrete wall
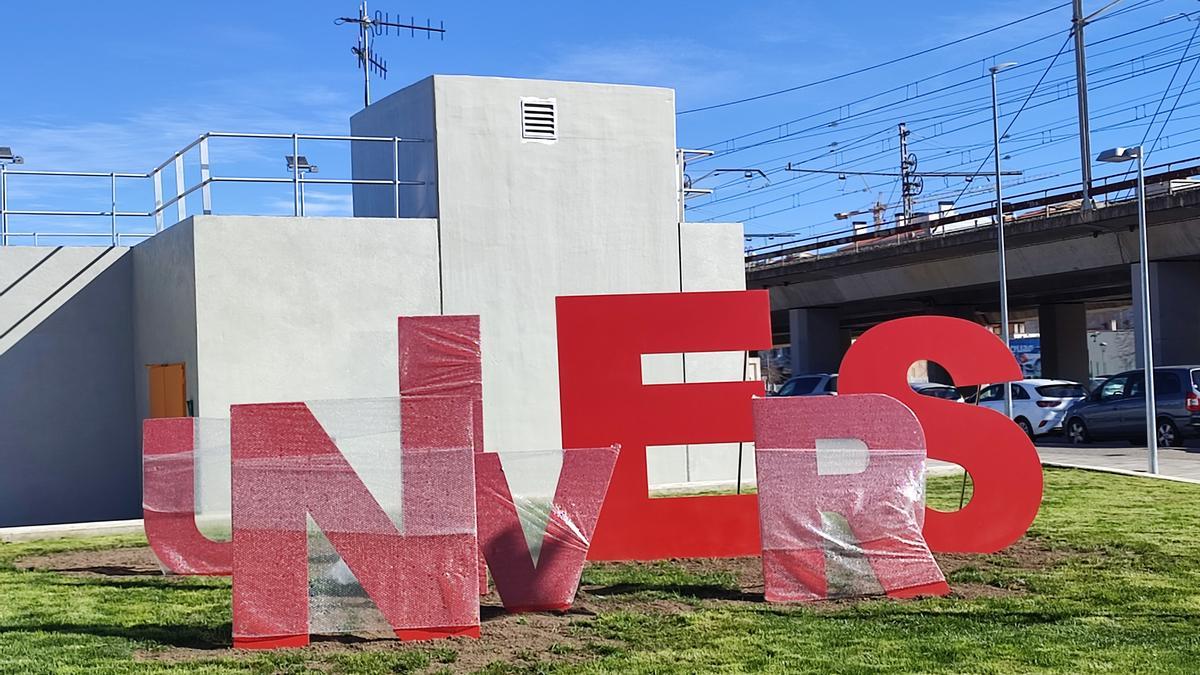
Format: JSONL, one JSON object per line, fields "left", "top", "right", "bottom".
{"left": 188, "top": 216, "right": 442, "bottom": 416}
{"left": 350, "top": 76, "right": 439, "bottom": 219}
{"left": 132, "top": 221, "right": 198, "bottom": 422}
{"left": 0, "top": 246, "right": 138, "bottom": 526}
{"left": 1133, "top": 261, "right": 1200, "bottom": 367}
{"left": 1039, "top": 303, "right": 1089, "bottom": 383}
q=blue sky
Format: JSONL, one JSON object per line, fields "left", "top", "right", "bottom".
{"left": 2, "top": 0, "right": 1198, "bottom": 244}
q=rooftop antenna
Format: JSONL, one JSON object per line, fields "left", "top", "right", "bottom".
{"left": 335, "top": 1, "right": 446, "bottom": 108}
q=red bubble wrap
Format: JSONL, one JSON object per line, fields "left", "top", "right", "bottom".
{"left": 398, "top": 315, "right": 489, "bottom": 594}
{"left": 142, "top": 417, "right": 232, "bottom": 575}
{"left": 752, "top": 394, "right": 949, "bottom": 602}
{"left": 231, "top": 398, "right": 479, "bottom": 649}
{"left": 475, "top": 446, "right": 619, "bottom": 612}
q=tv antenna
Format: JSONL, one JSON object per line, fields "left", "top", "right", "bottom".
{"left": 335, "top": 1, "right": 446, "bottom": 108}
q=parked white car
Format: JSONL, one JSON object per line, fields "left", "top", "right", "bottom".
{"left": 975, "top": 379, "right": 1088, "bottom": 438}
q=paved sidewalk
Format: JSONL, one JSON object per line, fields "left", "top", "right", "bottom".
{"left": 1036, "top": 440, "right": 1200, "bottom": 483}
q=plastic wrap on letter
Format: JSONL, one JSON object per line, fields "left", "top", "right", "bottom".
{"left": 397, "top": 315, "right": 489, "bottom": 594}
{"left": 752, "top": 394, "right": 948, "bottom": 602}
{"left": 838, "top": 316, "right": 1043, "bottom": 553}
{"left": 231, "top": 399, "right": 479, "bottom": 649}
{"left": 556, "top": 290, "right": 772, "bottom": 560}
{"left": 143, "top": 417, "right": 232, "bottom": 575}
{"left": 475, "top": 446, "right": 619, "bottom": 611}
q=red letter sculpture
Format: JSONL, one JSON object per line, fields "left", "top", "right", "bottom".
{"left": 753, "top": 394, "right": 948, "bottom": 601}
{"left": 143, "top": 417, "right": 232, "bottom": 575}
{"left": 839, "top": 316, "right": 1043, "bottom": 553}
{"left": 397, "top": 315, "right": 489, "bottom": 594}
{"left": 232, "top": 315, "right": 483, "bottom": 648}
{"left": 557, "top": 290, "right": 772, "bottom": 560}
{"left": 475, "top": 447, "right": 619, "bottom": 611}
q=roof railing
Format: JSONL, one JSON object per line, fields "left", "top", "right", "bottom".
{"left": 0, "top": 131, "right": 428, "bottom": 247}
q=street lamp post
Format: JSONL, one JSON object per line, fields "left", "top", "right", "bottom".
{"left": 1098, "top": 145, "right": 1157, "bottom": 473}
{"left": 285, "top": 155, "right": 319, "bottom": 217}
{"left": 990, "top": 63, "right": 1017, "bottom": 419}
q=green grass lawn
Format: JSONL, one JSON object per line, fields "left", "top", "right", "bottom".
{"left": 2, "top": 468, "right": 1199, "bottom": 673}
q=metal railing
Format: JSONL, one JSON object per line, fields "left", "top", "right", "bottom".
{"left": 743, "top": 156, "right": 1200, "bottom": 269}
{"left": 0, "top": 131, "right": 427, "bottom": 246}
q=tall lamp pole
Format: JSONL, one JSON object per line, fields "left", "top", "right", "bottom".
{"left": 991, "top": 62, "right": 1017, "bottom": 419}
{"left": 1098, "top": 145, "right": 1157, "bottom": 473}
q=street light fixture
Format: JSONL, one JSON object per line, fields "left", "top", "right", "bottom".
{"left": 285, "top": 155, "right": 319, "bottom": 217}
{"left": 1097, "top": 145, "right": 1157, "bottom": 474}
{"left": 990, "top": 62, "right": 1018, "bottom": 419}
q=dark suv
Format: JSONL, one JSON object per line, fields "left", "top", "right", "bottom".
{"left": 1063, "top": 366, "right": 1200, "bottom": 447}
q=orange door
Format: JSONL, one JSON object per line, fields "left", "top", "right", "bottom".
{"left": 147, "top": 363, "right": 188, "bottom": 418}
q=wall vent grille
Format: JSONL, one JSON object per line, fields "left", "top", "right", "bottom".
{"left": 520, "top": 97, "right": 557, "bottom": 141}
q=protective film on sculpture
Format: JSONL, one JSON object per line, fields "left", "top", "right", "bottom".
{"left": 475, "top": 446, "right": 619, "bottom": 612}
{"left": 397, "top": 315, "right": 489, "bottom": 594}
{"left": 142, "top": 417, "right": 232, "bottom": 575}
{"left": 231, "top": 396, "right": 479, "bottom": 649}
{"left": 752, "top": 394, "right": 949, "bottom": 602}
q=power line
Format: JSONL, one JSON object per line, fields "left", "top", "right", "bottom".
{"left": 693, "top": 8, "right": 1192, "bottom": 163}
{"left": 677, "top": 2, "right": 1070, "bottom": 115}
{"left": 947, "top": 33, "right": 1075, "bottom": 206}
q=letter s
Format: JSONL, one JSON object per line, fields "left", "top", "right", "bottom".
{"left": 838, "top": 316, "right": 1042, "bottom": 553}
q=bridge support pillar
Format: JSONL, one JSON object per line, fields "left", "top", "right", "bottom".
{"left": 1132, "top": 261, "right": 1200, "bottom": 367}
{"left": 1038, "top": 303, "right": 1089, "bottom": 383}
{"left": 788, "top": 308, "right": 841, "bottom": 376}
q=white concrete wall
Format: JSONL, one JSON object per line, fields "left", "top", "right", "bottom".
{"left": 132, "top": 221, "right": 199, "bottom": 422}
{"left": 355, "top": 76, "right": 698, "bottom": 457}
{"left": 433, "top": 77, "right": 683, "bottom": 454}
{"left": 187, "top": 216, "right": 442, "bottom": 415}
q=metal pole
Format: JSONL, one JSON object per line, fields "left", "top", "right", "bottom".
{"left": 173, "top": 154, "right": 187, "bottom": 223}
{"left": 1, "top": 163, "right": 7, "bottom": 246}
{"left": 1135, "top": 148, "right": 1158, "bottom": 473}
{"left": 291, "top": 134, "right": 300, "bottom": 217}
{"left": 198, "top": 137, "right": 213, "bottom": 215}
{"left": 899, "top": 123, "right": 911, "bottom": 227}
{"left": 393, "top": 137, "right": 401, "bottom": 217}
{"left": 299, "top": 175, "right": 306, "bottom": 217}
{"left": 362, "top": 0, "right": 371, "bottom": 107}
{"left": 992, "top": 69, "right": 1013, "bottom": 419}
{"left": 110, "top": 172, "right": 118, "bottom": 246}
{"left": 1073, "top": 0, "right": 1094, "bottom": 211}
{"left": 152, "top": 169, "right": 164, "bottom": 232}
{"left": 676, "top": 149, "right": 686, "bottom": 223}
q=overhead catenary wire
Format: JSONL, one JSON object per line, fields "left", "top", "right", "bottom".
{"left": 676, "top": 2, "right": 1071, "bottom": 115}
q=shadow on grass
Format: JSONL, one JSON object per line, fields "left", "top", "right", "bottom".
{"left": 587, "top": 582, "right": 761, "bottom": 602}
{"left": 0, "top": 622, "right": 233, "bottom": 650}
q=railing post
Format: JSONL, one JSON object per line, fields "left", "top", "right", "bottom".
{"left": 1, "top": 163, "right": 7, "bottom": 246}
{"left": 199, "top": 136, "right": 213, "bottom": 215}
{"left": 110, "top": 172, "right": 118, "bottom": 246}
{"left": 291, "top": 133, "right": 300, "bottom": 217}
{"left": 174, "top": 154, "right": 187, "bottom": 223}
{"left": 152, "top": 169, "right": 164, "bottom": 232}
{"left": 393, "top": 137, "right": 401, "bottom": 218}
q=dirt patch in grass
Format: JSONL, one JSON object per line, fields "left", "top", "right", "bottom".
{"left": 14, "top": 537, "right": 1073, "bottom": 670}
{"left": 14, "top": 545, "right": 166, "bottom": 577}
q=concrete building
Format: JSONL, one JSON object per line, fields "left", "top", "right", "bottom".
{"left": 0, "top": 76, "right": 750, "bottom": 527}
